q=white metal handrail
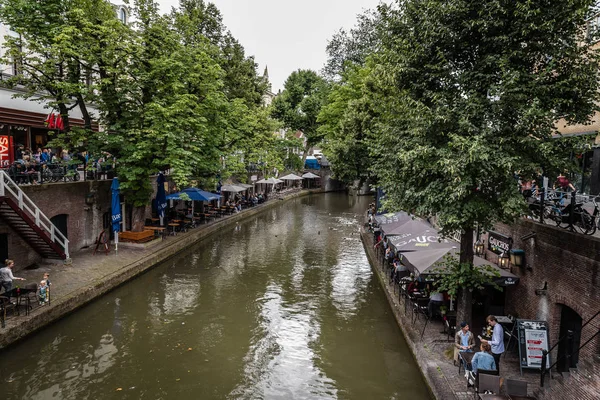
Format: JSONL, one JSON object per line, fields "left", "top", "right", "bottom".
{"left": 0, "top": 170, "right": 69, "bottom": 259}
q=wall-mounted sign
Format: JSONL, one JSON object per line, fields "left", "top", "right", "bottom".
{"left": 0, "top": 135, "right": 13, "bottom": 167}
{"left": 488, "top": 231, "right": 512, "bottom": 255}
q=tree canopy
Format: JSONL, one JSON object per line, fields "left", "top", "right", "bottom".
{"left": 0, "top": 0, "right": 284, "bottom": 230}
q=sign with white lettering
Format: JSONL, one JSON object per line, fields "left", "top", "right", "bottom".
{"left": 0, "top": 135, "right": 13, "bottom": 167}
{"left": 488, "top": 231, "right": 512, "bottom": 255}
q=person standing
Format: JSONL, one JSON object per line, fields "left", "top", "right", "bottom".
{"left": 481, "top": 315, "right": 505, "bottom": 372}
{"left": 0, "top": 259, "right": 26, "bottom": 293}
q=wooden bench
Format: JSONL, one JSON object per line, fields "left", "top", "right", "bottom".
{"left": 119, "top": 230, "right": 155, "bottom": 243}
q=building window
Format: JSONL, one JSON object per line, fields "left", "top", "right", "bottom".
{"left": 11, "top": 44, "right": 22, "bottom": 76}
{"left": 119, "top": 8, "right": 127, "bottom": 24}
{"left": 588, "top": 14, "right": 600, "bottom": 42}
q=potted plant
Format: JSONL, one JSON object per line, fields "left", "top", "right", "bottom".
{"left": 439, "top": 305, "right": 448, "bottom": 317}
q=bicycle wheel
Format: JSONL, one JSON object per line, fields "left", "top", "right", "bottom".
{"left": 575, "top": 210, "right": 596, "bottom": 235}
{"left": 72, "top": 170, "right": 80, "bottom": 181}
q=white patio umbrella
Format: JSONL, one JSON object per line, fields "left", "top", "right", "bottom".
{"left": 302, "top": 172, "right": 320, "bottom": 179}
{"left": 221, "top": 184, "right": 246, "bottom": 193}
{"left": 280, "top": 173, "right": 303, "bottom": 181}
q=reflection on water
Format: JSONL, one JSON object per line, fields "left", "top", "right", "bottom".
{"left": 0, "top": 193, "right": 431, "bottom": 400}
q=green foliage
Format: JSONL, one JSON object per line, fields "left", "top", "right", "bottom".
{"left": 370, "top": 0, "right": 600, "bottom": 236}
{"left": 431, "top": 255, "right": 501, "bottom": 300}
{"left": 271, "top": 70, "right": 330, "bottom": 149}
{"left": 318, "top": 63, "right": 375, "bottom": 184}
{"left": 0, "top": 0, "right": 279, "bottom": 213}
{"left": 322, "top": 7, "right": 384, "bottom": 80}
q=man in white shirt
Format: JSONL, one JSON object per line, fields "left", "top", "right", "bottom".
{"left": 481, "top": 315, "right": 505, "bottom": 372}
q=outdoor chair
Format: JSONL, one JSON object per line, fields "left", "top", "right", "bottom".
{"left": 445, "top": 315, "right": 456, "bottom": 342}
{"left": 21, "top": 282, "right": 39, "bottom": 310}
{"left": 0, "top": 296, "right": 16, "bottom": 328}
{"left": 473, "top": 370, "right": 500, "bottom": 398}
{"left": 505, "top": 378, "right": 528, "bottom": 397}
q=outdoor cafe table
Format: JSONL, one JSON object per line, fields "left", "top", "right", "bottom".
{"left": 144, "top": 226, "right": 166, "bottom": 239}
{"left": 2, "top": 287, "right": 36, "bottom": 316}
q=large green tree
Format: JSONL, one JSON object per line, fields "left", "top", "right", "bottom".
{"left": 318, "top": 63, "right": 375, "bottom": 185}
{"left": 0, "top": 0, "right": 109, "bottom": 134}
{"left": 271, "top": 69, "right": 330, "bottom": 161}
{"left": 369, "top": 0, "right": 600, "bottom": 323}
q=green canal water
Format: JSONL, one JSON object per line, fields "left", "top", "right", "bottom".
{"left": 0, "top": 193, "right": 431, "bottom": 400}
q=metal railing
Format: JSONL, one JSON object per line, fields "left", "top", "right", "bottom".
{"left": 0, "top": 170, "right": 69, "bottom": 259}
{"left": 540, "top": 310, "right": 600, "bottom": 387}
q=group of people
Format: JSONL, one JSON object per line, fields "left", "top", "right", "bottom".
{"left": 0, "top": 259, "right": 52, "bottom": 306}
{"left": 7, "top": 144, "right": 115, "bottom": 185}
{"left": 455, "top": 315, "right": 505, "bottom": 387}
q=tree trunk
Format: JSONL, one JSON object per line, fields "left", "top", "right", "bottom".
{"left": 301, "top": 143, "right": 310, "bottom": 164}
{"left": 457, "top": 288, "right": 473, "bottom": 326}
{"left": 456, "top": 226, "right": 475, "bottom": 324}
{"left": 131, "top": 205, "right": 146, "bottom": 232}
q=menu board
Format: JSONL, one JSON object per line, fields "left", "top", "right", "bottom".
{"left": 517, "top": 319, "right": 550, "bottom": 374}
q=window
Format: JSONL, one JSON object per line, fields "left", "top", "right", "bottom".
{"left": 588, "top": 13, "right": 600, "bottom": 42}
{"left": 119, "top": 8, "right": 127, "bottom": 24}
{"left": 11, "top": 44, "right": 22, "bottom": 76}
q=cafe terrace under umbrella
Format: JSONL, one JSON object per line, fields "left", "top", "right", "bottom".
{"left": 388, "top": 223, "right": 455, "bottom": 252}
{"left": 400, "top": 245, "right": 519, "bottom": 286}
{"left": 220, "top": 184, "right": 246, "bottom": 193}
{"left": 380, "top": 217, "right": 430, "bottom": 237}
{"left": 302, "top": 172, "right": 320, "bottom": 179}
{"left": 166, "top": 188, "right": 221, "bottom": 216}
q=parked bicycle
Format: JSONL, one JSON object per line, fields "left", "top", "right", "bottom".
{"left": 544, "top": 192, "right": 597, "bottom": 235}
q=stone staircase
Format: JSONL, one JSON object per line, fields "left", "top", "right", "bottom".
{"left": 0, "top": 170, "right": 69, "bottom": 260}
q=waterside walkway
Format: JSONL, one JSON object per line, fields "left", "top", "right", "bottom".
{"left": 360, "top": 227, "right": 541, "bottom": 400}
{"left": 0, "top": 190, "right": 314, "bottom": 349}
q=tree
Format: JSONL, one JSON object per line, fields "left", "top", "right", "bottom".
{"left": 322, "top": 7, "right": 384, "bottom": 80}
{"left": 271, "top": 70, "right": 329, "bottom": 161}
{"left": 318, "top": 63, "right": 375, "bottom": 185}
{"left": 369, "top": 0, "right": 600, "bottom": 323}
{"left": 0, "top": 0, "right": 108, "bottom": 134}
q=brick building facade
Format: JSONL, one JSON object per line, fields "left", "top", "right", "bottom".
{"left": 482, "top": 218, "right": 600, "bottom": 397}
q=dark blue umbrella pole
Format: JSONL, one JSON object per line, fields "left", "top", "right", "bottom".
{"left": 111, "top": 178, "right": 122, "bottom": 252}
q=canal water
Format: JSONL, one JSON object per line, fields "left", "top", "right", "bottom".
{"left": 0, "top": 193, "right": 431, "bottom": 400}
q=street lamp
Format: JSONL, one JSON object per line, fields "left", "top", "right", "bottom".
{"left": 509, "top": 249, "right": 525, "bottom": 268}
{"left": 474, "top": 240, "right": 485, "bottom": 256}
{"left": 498, "top": 251, "right": 510, "bottom": 269}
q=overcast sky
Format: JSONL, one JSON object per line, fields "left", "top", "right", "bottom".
{"left": 157, "top": 0, "right": 382, "bottom": 92}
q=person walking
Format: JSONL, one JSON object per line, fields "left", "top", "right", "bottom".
{"left": 481, "top": 315, "right": 505, "bottom": 372}
{"left": 0, "top": 259, "right": 26, "bottom": 293}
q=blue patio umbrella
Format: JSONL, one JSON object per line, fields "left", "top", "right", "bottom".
{"left": 166, "top": 187, "right": 221, "bottom": 202}
{"left": 111, "top": 178, "right": 122, "bottom": 251}
{"left": 166, "top": 188, "right": 221, "bottom": 216}
{"left": 156, "top": 173, "right": 167, "bottom": 226}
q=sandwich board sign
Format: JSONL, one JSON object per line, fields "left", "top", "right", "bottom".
{"left": 517, "top": 319, "right": 551, "bottom": 376}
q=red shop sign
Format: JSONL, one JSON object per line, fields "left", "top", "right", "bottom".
{"left": 0, "top": 135, "right": 14, "bottom": 167}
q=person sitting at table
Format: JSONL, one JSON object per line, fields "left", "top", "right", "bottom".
{"left": 454, "top": 322, "right": 475, "bottom": 364}
{"left": 0, "top": 259, "right": 26, "bottom": 293}
{"left": 471, "top": 342, "right": 496, "bottom": 373}
{"left": 407, "top": 278, "right": 419, "bottom": 296}
{"left": 466, "top": 342, "right": 497, "bottom": 387}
